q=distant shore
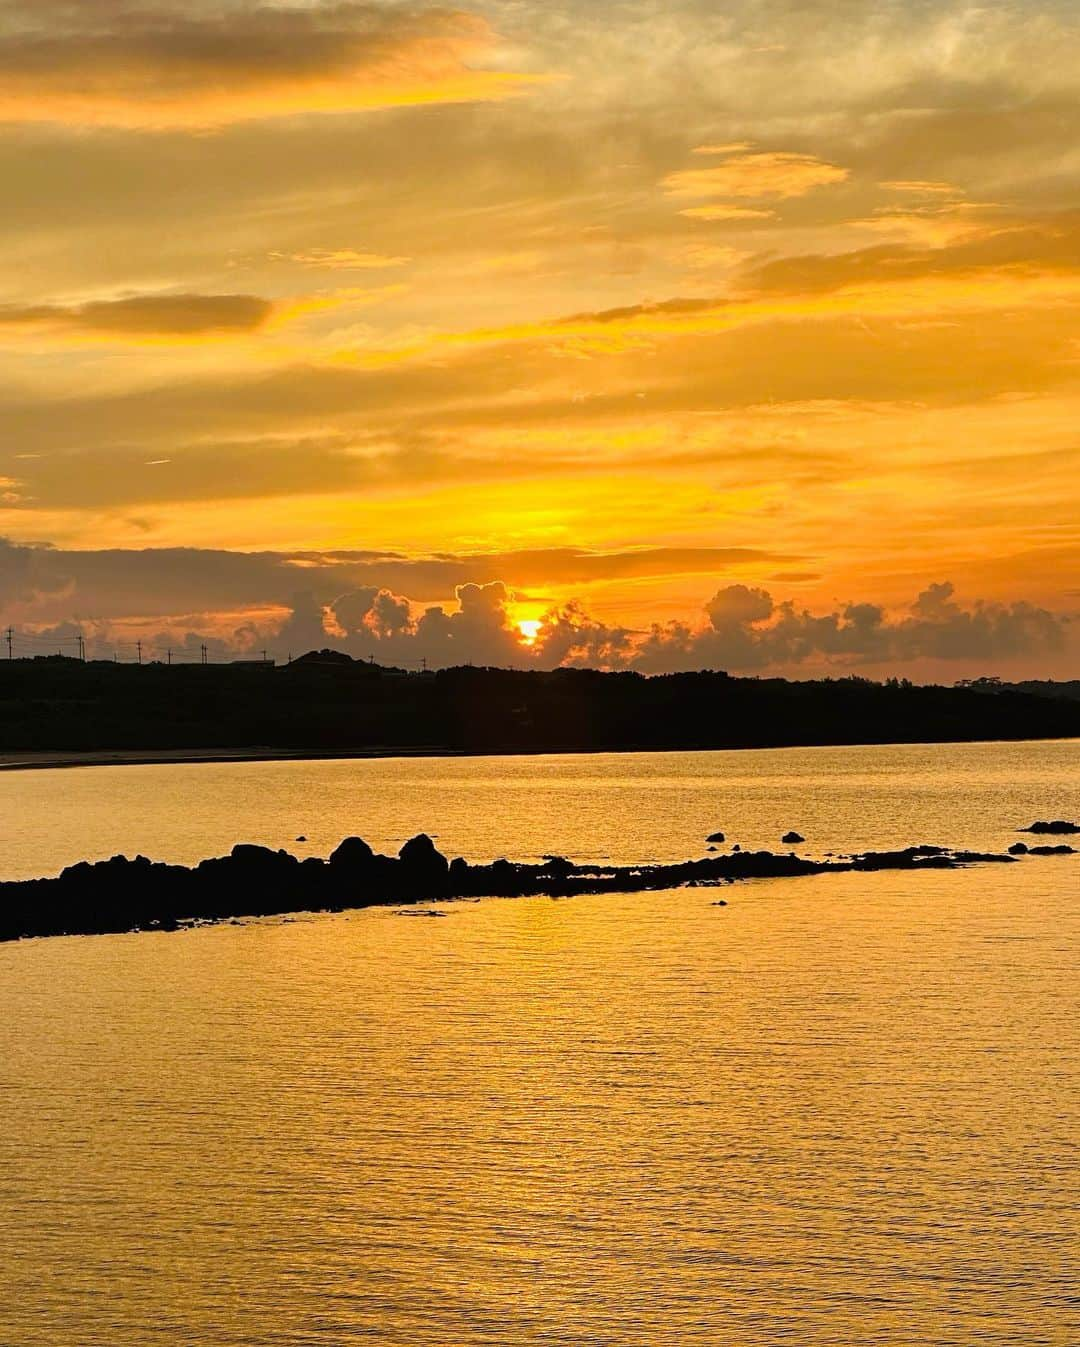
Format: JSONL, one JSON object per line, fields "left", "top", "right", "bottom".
{"left": 3, "top": 661, "right": 1077, "bottom": 767}
{"left": 1, "top": 736, "right": 1077, "bottom": 774}
{"left": 0, "top": 746, "right": 459, "bottom": 772}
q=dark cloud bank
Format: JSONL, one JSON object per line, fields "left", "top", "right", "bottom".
{"left": 1, "top": 539, "right": 1069, "bottom": 675}
{"left": 282, "top": 579, "right": 1069, "bottom": 674}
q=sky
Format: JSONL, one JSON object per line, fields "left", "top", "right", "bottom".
{"left": 0, "top": 0, "right": 1077, "bottom": 676}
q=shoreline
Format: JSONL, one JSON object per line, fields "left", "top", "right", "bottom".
{"left": 0, "top": 746, "right": 460, "bottom": 772}
{"left": 1, "top": 734, "right": 1078, "bottom": 774}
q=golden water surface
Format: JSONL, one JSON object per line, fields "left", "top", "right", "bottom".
{"left": 1, "top": 742, "right": 1077, "bottom": 1344}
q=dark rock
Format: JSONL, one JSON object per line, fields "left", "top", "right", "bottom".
{"left": 231, "top": 843, "right": 277, "bottom": 863}
{"left": 782, "top": 831, "right": 805, "bottom": 845}
{"left": 1008, "top": 842, "right": 1029, "bottom": 855}
{"left": 1028, "top": 844, "right": 1076, "bottom": 855}
{"left": 706, "top": 831, "right": 725, "bottom": 843}
{"left": 329, "top": 836, "right": 374, "bottom": 868}
{"left": 1020, "top": 820, "right": 1080, "bottom": 834}
{"left": 400, "top": 832, "right": 447, "bottom": 865}
{"left": 224, "top": 844, "right": 300, "bottom": 884}
{"left": 398, "top": 833, "right": 450, "bottom": 891}
{"left": 295, "top": 835, "right": 307, "bottom": 842}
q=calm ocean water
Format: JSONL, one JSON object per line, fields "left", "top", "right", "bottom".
{"left": 1, "top": 741, "right": 1077, "bottom": 1345}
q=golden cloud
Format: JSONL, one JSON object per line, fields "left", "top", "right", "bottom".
{"left": 0, "top": 5, "right": 543, "bottom": 129}
{"left": 664, "top": 150, "right": 849, "bottom": 201}
{"left": 881, "top": 181, "right": 962, "bottom": 196}
{"left": 273, "top": 250, "right": 411, "bottom": 271}
{"left": 320, "top": 210, "right": 1080, "bottom": 385}
{"left": 692, "top": 142, "right": 754, "bottom": 156}
{"left": 679, "top": 205, "right": 777, "bottom": 222}
{"left": 0, "top": 293, "right": 273, "bottom": 335}
{"left": 850, "top": 203, "right": 1003, "bottom": 248}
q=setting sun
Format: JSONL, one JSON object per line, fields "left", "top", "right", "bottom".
{"left": 517, "top": 619, "right": 543, "bottom": 645}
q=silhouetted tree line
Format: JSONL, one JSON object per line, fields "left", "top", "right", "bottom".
{"left": 957, "top": 676, "right": 1080, "bottom": 701}
{"left": 1, "top": 652, "right": 1077, "bottom": 754}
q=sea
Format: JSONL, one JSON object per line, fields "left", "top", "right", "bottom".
{"left": 1, "top": 740, "right": 1077, "bottom": 1345}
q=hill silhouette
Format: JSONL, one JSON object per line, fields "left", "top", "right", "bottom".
{"left": 1, "top": 654, "right": 1077, "bottom": 756}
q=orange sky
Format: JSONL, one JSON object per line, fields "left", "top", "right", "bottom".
{"left": 0, "top": 1, "right": 1077, "bottom": 676}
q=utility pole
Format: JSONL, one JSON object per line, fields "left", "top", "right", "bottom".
{"left": 166, "top": 647, "right": 172, "bottom": 666}
{"left": 136, "top": 639, "right": 142, "bottom": 665}
{"left": 200, "top": 643, "right": 208, "bottom": 666}
{"left": 77, "top": 634, "right": 86, "bottom": 662}
{"left": 5, "top": 626, "right": 12, "bottom": 660}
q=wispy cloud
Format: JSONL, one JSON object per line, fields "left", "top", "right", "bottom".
{"left": 664, "top": 150, "right": 849, "bottom": 201}
{"left": 272, "top": 249, "right": 410, "bottom": 271}
{"left": 678, "top": 205, "right": 777, "bottom": 222}
{"left": 0, "top": 292, "right": 273, "bottom": 335}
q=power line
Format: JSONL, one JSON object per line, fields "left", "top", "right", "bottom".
{"left": 0, "top": 628, "right": 289, "bottom": 666}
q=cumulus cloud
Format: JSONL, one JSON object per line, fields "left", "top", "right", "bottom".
{"left": 705, "top": 583, "right": 773, "bottom": 628}
{"left": 4, "top": 551, "right": 1071, "bottom": 676}
{"left": 532, "top": 600, "right": 633, "bottom": 668}
{"left": 329, "top": 586, "right": 380, "bottom": 636}
{"left": 633, "top": 582, "right": 1069, "bottom": 674}
{"left": 259, "top": 580, "right": 638, "bottom": 671}
{"left": 211, "top": 579, "right": 1072, "bottom": 676}
{"left": 0, "top": 2, "right": 540, "bottom": 129}
{"left": 282, "top": 579, "right": 532, "bottom": 669}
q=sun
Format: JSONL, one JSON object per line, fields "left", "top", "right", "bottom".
{"left": 517, "top": 619, "right": 542, "bottom": 646}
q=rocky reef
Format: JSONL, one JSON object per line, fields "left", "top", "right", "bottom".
{"left": 0, "top": 828, "right": 1074, "bottom": 943}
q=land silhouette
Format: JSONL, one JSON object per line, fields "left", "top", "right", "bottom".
{"left": 1, "top": 654, "right": 1078, "bottom": 760}
{"left": 1, "top": 827, "right": 1075, "bottom": 943}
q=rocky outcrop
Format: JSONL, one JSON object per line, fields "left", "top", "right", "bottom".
{"left": 1019, "top": 821, "right": 1080, "bottom": 834}
{"left": 0, "top": 827, "right": 1073, "bottom": 944}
